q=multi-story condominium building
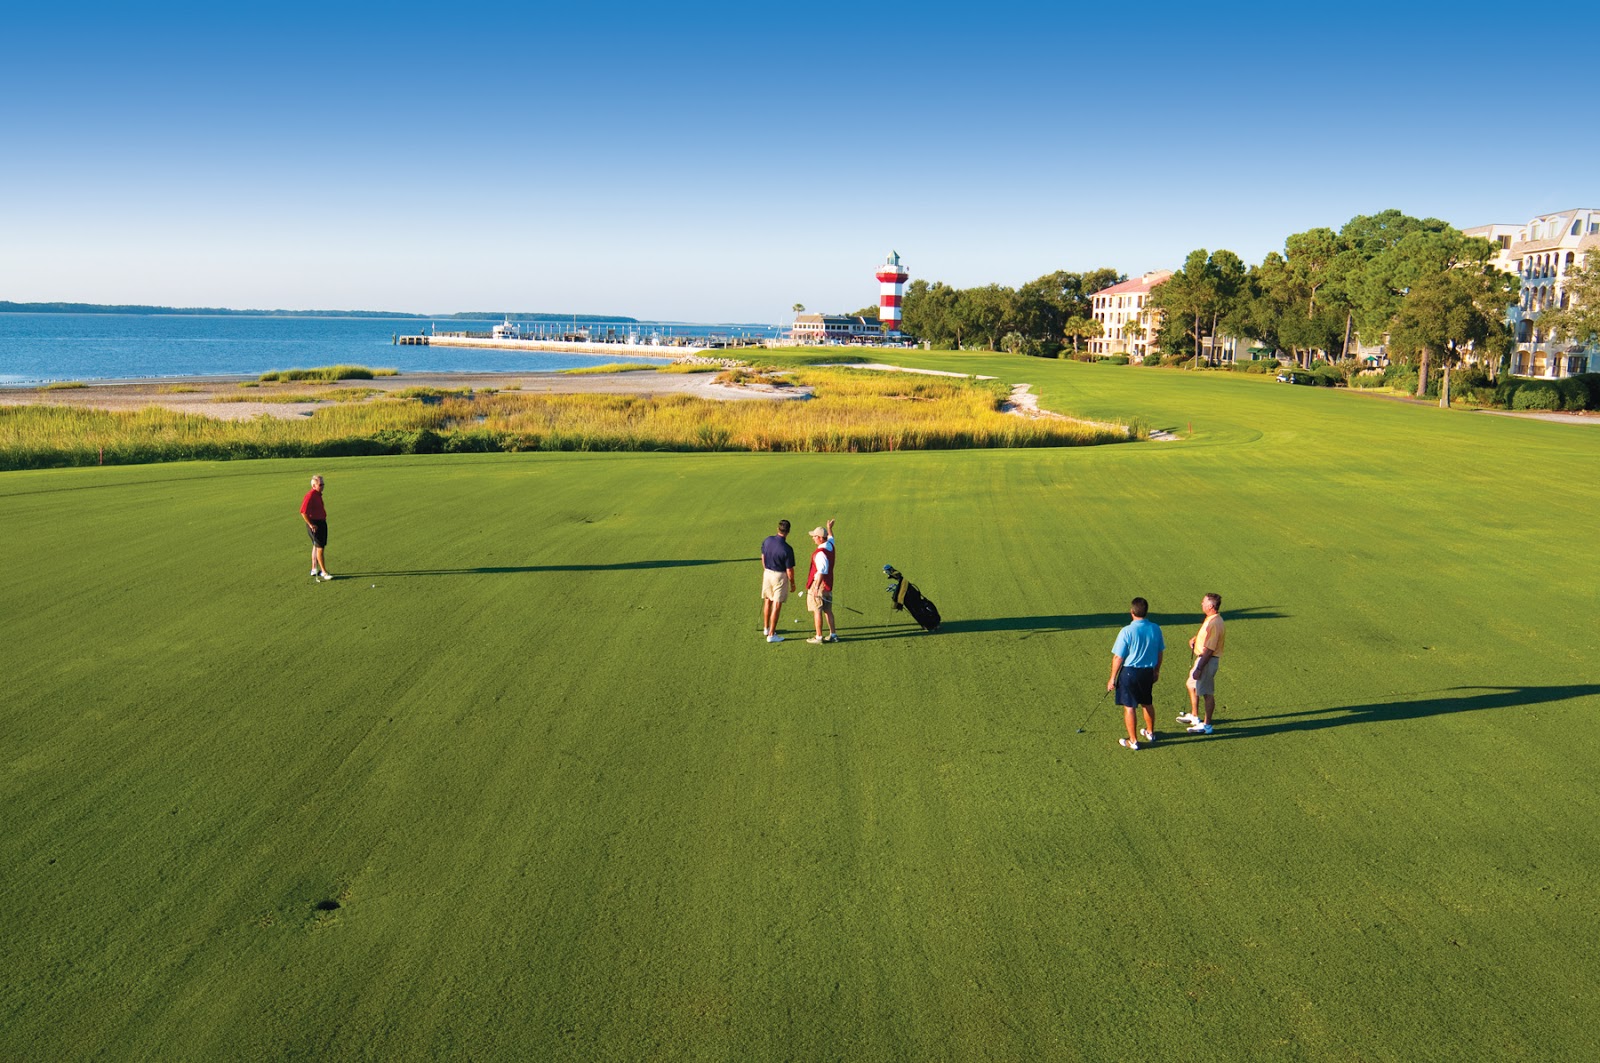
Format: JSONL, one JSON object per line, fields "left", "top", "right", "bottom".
{"left": 1464, "top": 208, "right": 1600, "bottom": 378}
{"left": 1089, "top": 271, "right": 1171, "bottom": 359}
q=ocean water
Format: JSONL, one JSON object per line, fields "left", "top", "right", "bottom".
{"left": 0, "top": 314, "right": 781, "bottom": 385}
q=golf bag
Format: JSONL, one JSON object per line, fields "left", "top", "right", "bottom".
{"left": 882, "top": 564, "right": 941, "bottom": 632}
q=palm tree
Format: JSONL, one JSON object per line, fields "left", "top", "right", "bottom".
{"left": 1063, "top": 315, "right": 1102, "bottom": 353}
{"left": 1123, "top": 316, "right": 1145, "bottom": 360}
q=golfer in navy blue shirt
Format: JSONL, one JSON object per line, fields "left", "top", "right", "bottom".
{"left": 1108, "top": 597, "right": 1165, "bottom": 751}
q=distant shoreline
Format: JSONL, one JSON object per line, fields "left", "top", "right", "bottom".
{"left": 0, "top": 301, "right": 640, "bottom": 322}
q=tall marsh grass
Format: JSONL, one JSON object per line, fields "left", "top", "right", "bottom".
{"left": 561, "top": 363, "right": 661, "bottom": 374}
{"left": 258, "top": 365, "right": 399, "bottom": 382}
{"left": 0, "top": 368, "right": 1131, "bottom": 469}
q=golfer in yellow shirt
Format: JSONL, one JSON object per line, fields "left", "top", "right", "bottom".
{"left": 1181, "top": 593, "right": 1225, "bottom": 734}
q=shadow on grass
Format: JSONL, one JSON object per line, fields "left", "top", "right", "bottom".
{"left": 838, "top": 605, "right": 1288, "bottom": 642}
{"left": 1202, "top": 684, "right": 1600, "bottom": 742}
{"left": 344, "top": 557, "right": 753, "bottom": 576}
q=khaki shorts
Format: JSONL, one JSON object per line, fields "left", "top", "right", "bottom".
{"left": 807, "top": 587, "right": 832, "bottom": 612}
{"left": 1187, "top": 656, "right": 1221, "bottom": 696}
{"left": 762, "top": 570, "right": 790, "bottom": 603}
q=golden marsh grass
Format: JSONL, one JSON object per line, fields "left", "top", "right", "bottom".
{"left": 0, "top": 368, "right": 1130, "bottom": 468}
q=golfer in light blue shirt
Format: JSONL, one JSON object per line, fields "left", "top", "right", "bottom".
{"left": 1108, "top": 597, "right": 1165, "bottom": 751}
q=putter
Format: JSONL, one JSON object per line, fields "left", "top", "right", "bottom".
{"left": 1075, "top": 688, "right": 1111, "bottom": 733}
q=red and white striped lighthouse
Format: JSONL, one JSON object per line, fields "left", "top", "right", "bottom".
{"left": 876, "top": 251, "right": 910, "bottom": 336}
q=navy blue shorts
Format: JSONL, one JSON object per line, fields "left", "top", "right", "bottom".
{"left": 306, "top": 520, "right": 328, "bottom": 548}
{"left": 1116, "top": 666, "right": 1157, "bottom": 708}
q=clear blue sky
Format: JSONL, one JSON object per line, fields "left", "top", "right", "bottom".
{"left": 3, "top": 1, "right": 1593, "bottom": 321}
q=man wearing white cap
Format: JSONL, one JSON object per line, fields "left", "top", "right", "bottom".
{"left": 804, "top": 518, "right": 838, "bottom": 644}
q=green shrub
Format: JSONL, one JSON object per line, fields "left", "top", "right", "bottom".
{"left": 1511, "top": 383, "right": 1561, "bottom": 410}
{"left": 1557, "top": 372, "right": 1600, "bottom": 411}
{"left": 1100, "top": 355, "right": 1129, "bottom": 365}
{"left": 1350, "top": 371, "right": 1387, "bottom": 388}
{"left": 1237, "top": 359, "right": 1280, "bottom": 374}
{"left": 1494, "top": 377, "right": 1521, "bottom": 407}
{"left": 1384, "top": 364, "right": 1419, "bottom": 394}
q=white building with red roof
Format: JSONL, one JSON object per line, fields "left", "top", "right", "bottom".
{"left": 1089, "top": 270, "right": 1172, "bottom": 359}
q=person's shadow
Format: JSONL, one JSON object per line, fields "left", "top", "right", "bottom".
{"left": 841, "top": 605, "right": 1288, "bottom": 641}
{"left": 343, "top": 557, "right": 752, "bottom": 577}
{"left": 1198, "top": 684, "right": 1600, "bottom": 741}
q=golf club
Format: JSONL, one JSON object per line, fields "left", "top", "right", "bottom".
{"left": 1075, "top": 688, "right": 1111, "bottom": 733}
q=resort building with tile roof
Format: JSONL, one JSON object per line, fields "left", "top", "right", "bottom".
{"left": 1089, "top": 271, "right": 1172, "bottom": 360}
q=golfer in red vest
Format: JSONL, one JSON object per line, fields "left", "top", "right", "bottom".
{"left": 804, "top": 519, "right": 838, "bottom": 644}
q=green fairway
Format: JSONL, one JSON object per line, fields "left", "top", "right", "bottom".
{"left": 4, "top": 359, "right": 1598, "bottom": 1060}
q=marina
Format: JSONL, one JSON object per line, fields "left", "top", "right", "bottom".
{"left": 395, "top": 317, "right": 767, "bottom": 353}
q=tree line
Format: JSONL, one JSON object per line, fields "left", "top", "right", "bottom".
{"left": 899, "top": 269, "right": 1124, "bottom": 355}
{"left": 895, "top": 208, "right": 1545, "bottom": 402}
{"left": 1148, "top": 209, "right": 1519, "bottom": 399}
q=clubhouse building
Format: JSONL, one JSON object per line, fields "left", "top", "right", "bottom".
{"left": 789, "top": 314, "right": 882, "bottom": 344}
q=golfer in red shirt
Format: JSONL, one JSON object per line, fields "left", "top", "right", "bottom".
{"left": 300, "top": 475, "right": 332, "bottom": 581}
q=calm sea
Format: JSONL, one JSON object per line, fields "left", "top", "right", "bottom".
{"left": 0, "top": 314, "right": 782, "bottom": 386}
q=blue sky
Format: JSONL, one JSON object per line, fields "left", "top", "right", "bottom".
{"left": 3, "top": 2, "right": 1594, "bottom": 321}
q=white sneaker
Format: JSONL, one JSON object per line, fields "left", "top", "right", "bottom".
{"left": 1119, "top": 738, "right": 1139, "bottom": 751}
{"left": 1177, "top": 712, "right": 1199, "bottom": 726}
{"left": 1187, "top": 722, "right": 1213, "bottom": 735}
{"left": 311, "top": 567, "right": 319, "bottom": 577}
{"left": 1139, "top": 729, "right": 1154, "bottom": 743}
{"left": 766, "top": 634, "right": 784, "bottom": 643}
{"left": 319, "top": 571, "right": 334, "bottom": 581}
{"left": 806, "top": 636, "right": 824, "bottom": 644}
{"left": 823, "top": 634, "right": 839, "bottom": 643}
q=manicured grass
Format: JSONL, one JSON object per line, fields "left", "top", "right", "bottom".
{"left": 3, "top": 359, "right": 1598, "bottom": 1060}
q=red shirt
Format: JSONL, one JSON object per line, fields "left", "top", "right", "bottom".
{"left": 300, "top": 488, "right": 326, "bottom": 521}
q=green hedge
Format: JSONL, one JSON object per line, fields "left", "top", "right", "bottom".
{"left": 1231, "top": 359, "right": 1280, "bottom": 375}
{"left": 1496, "top": 373, "right": 1600, "bottom": 412}
{"left": 1511, "top": 383, "right": 1561, "bottom": 410}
